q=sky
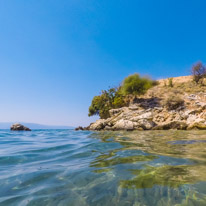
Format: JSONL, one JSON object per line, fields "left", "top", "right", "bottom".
{"left": 0, "top": 0, "right": 206, "bottom": 127}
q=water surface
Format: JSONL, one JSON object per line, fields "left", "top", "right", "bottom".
{"left": 0, "top": 129, "right": 206, "bottom": 206}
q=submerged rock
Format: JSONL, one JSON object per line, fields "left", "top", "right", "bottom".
{"left": 10, "top": 123, "right": 31, "bottom": 131}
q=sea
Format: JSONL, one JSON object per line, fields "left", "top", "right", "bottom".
{"left": 0, "top": 129, "right": 206, "bottom": 206}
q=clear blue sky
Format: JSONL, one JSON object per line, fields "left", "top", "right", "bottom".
{"left": 0, "top": 0, "right": 206, "bottom": 127}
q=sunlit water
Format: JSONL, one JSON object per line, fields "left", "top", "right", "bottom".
{"left": 0, "top": 129, "right": 206, "bottom": 206}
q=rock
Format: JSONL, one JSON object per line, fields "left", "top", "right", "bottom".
{"left": 187, "top": 94, "right": 198, "bottom": 100}
{"left": 113, "top": 119, "right": 134, "bottom": 131}
{"left": 109, "top": 108, "right": 123, "bottom": 116}
{"left": 87, "top": 92, "right": 206, "bottom": 131}
{"left": 128, "top": 105, "right": 140, "bottom": 110}
{"left": 137, "top": 112, "right": 153, "bottom": 120}
{"left": 138, "top": 119, "right": 156, "bottom": 130}
{"left": 10, "top": 123, "right": 31, "bottom": 131}
{"left": 195, "top": 101, "right": 206, "bottom": 109}
{"left": 153, "top": 121, "right": 187, "bottom": 130}
{"left": 104, "top": 126, "right": 114, "bottom": 130}
{"left": 187, "top": 115, "right": 205, "bottom": 125}
{"left": 75, "top": 126, "right": 84, "bottom": 131}
{"left": 89, "top": 119, "right": 106, "bottom": 130}
{"left": 187, "top": 122, "right": 206, "bottom": 130}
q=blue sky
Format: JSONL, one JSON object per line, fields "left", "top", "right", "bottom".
{"left": 0, "top": 0, "right": 206, "bottom": 127}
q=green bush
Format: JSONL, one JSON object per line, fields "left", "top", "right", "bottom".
{"left": 113, "top": 93, "right": 125, "bottom": 108}
{"left": 88, "top": 73, "right": 156, "bottom": 119}
{"left": 88, "top": 87, "right": 126, "bottom": 119}
{"left": 121, "top": 74, "right": 153, "bottom": 95}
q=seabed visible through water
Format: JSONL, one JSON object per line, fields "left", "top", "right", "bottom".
{"left": 0, "top": 129, "right": 206, "bottom": 206}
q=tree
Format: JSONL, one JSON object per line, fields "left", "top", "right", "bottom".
{"left": 191, "top": 62, "right": 206, "bottom": 84}
{"left": 121, "top": 73, "right": 153, "bottom": 95}
{"left": 88, "top": 87, "right": 125, "bottom": 119}
{"left": 88, "top": 74, "right": 156, "bottom": 119}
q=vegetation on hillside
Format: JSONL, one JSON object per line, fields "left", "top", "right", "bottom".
{"left": 88, "top": 62, "right": 206, "bottom": 119}
{"left": 121, "top": 74, "right": 155, "bottom": 95}
{"left": 88, "top": 74, "right": 156, "bottom": 119}
{"left": 88, "top": 87, "right": 125, "bottom": 119}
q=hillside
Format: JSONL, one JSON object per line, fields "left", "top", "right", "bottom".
{"left": 85, "top": 76, "right": 206, "bottom": 131}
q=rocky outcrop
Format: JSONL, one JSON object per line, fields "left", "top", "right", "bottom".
{"left": 10, "top": 123, "right": 31, "bottom": 131}
{"left": 86, "top": 93, "right": 206, "bottom": 131}
{"left": 75, "top": 126, "right": 84, "bottom": 131}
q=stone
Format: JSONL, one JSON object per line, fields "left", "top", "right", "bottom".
{"left": 109, "top": 108, "right": 123, "bottom": 116}
{"left": 89, "top": 119, "right": 106, "bottom": 130}
{"left": 187, "top": 94, "right": 198, "bottom": 100}
{"left": 75, "top": 126, "right": 84, "bottom": 131}
{"left": 153, "top": 121, "right": 187, "bottom": 130}
{"left": 87, "top": 91, "right": 206, "bottom": 131}
{"left": 104, "top": 126, "right": 114, "bottom": 130}
{"left": 187, "top": 122, "right": 206, "bottom": 130}
{"left": 113, "top": 119, "right": 134, "bottom": 131}
{"left": 10, "top": 123, "right": 31, "bottom": 131}
{"left": 138, "top": 119, "right": 156, "bottom": 130}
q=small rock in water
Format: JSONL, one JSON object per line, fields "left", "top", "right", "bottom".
{"left": 75, "top": 126, "right": 84, "bottom": 131}
{"left": 10, "top": 123, "right": 31, "bottom": 131}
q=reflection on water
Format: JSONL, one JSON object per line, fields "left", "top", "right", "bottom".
{"left": 0, "top": 130, "right": 206, "bottom": 205}
{"left": 89, "top": 130, "right": 206, "bottom": 205}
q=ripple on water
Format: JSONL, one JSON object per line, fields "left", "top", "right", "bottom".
{"left": 0, "top": 129, "right": 206, "bottom": 206}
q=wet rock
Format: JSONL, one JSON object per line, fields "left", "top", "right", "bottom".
{"left": 75, "top": 126, "right": 84, "bottom": 131}
{"left": 104, "top": 126, "right": 114, "bottom": 130}
{"left": 187, "top": 122, "right": 206, "bottom": 130}
{"left": 10, "top": 123, "right": 31, "bottom": 131}
{"left": 153, "top": 121, "right": 187, "bottom": 130}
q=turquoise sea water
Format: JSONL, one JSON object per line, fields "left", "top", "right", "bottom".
{"left": 0, "top": 129, "right": 206, "bottom": 206}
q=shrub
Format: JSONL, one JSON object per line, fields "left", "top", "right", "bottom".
{"left": 112, "top": 90, "right": 125, "bottom": 108}
{"left": 191, "top": 62, "right": 206, "bottom": 84}
{"left": 88, "top": 87, "right": 126, "bottom": 119}
{"left": 88, "top": 73, "right": 156, "bottom": 119}
{"left": 121, "top": 74, "right": 154, "bottom": 95}
{"left": 168, "top": 78, "right": 173, "bottom": 87}
{"left": 164, "top": 95, "right": 184, "bottom": 110}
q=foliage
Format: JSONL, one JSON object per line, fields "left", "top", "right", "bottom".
{"left": 88, "top": 87, "right": 126, "bottom": 119}
{"left": 191, "top": 62, "right": 206, "bottom": 84}
{"left": 89, "top": 73, "right": 156, "bottom": 119}
{"left": 168, "top": 78, "right": 173, "bottom": 87}
{"left": 112, "top": 90, "right": 125, "bottom": 108}
{"left": 121, "top": 74, "right": 154, "bottom": 95}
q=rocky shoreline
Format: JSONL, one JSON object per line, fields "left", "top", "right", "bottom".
{"left": 76, "top": 92, "right": 206, "bottom": 131}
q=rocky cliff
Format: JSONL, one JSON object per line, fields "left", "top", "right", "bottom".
{"left": 85, "top": 76, "right": 206, "bottom": 131}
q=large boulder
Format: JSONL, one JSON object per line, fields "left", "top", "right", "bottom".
{"left": 89, "top": 119, "right": 106, "bottom": 130}
{"left": 113, "top": 119, "right": 134, "bottom": 131}
{"left": 10, "top": 123, "right": 31, "bottom": 131}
